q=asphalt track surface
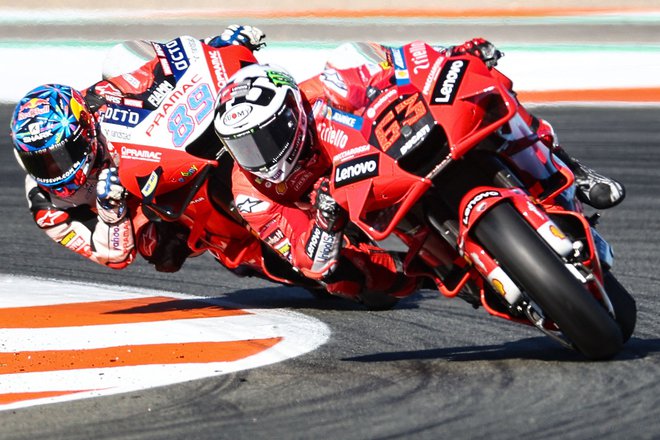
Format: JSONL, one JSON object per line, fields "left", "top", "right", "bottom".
{"left": 1, "top": 103, "right": 660, "bottom": 439}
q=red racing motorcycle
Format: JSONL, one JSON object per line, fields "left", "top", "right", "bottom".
{"left": 316, "top": 41, "right": 636, "bottom": 359}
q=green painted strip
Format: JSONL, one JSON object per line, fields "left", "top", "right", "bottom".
{"left": 1, "top": 40, "right": 659, "bottom": 53}
{"left": 0, "top": 40, "right": 652, "bottom": 53}
{"left": 497, "top": 43, "right": 660, "bottom": 53}
{"left": 274, "top": 41, "right": 660, "bottom": 52}
{"left": 2, "top": 14, "right": 660, "bottom": 26}
{"left": 242, "top": 15, "right": 660, "bottom": 26}
{"left": 0, "top": 40, "right": 118, "bottom": 49}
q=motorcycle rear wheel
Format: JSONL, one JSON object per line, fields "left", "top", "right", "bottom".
{"left": 474, "top": 202, "right": 624, "bottom": 360}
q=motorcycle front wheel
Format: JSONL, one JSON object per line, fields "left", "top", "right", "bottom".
{"left": 603, "top": 270, "right": 636, "bottom": 343}
{"left": 474, "top": 202, "right": 624, "bottom": 360}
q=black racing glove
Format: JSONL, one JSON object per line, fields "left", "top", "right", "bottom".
{"left": 310, "top": 177, "right": 347, "bottom": 233}
{"left": 139, "top": 221, "right": 193, "bottom": 273}
{"left": 450, "top": 38, "right": 503, "bottom": 69}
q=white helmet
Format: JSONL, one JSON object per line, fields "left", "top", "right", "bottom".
{"left": 213, "top": 64, "right": 307, "bottom": 183}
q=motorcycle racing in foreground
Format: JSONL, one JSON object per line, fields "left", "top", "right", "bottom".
{"left": 104, "top": 36, "right": 317, "bottom": 288}
{"left": 315, "top": 41, "right": 636, "bottom": 360}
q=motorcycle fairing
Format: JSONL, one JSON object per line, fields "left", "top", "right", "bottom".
{"left": 321, "top": 50, "right": 518, "bottom": 240}
{"left": 111, "top": 38, "right": 256, "bottom": 207}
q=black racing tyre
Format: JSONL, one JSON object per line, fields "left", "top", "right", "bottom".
{"left": 603, "top": 271, "right": 636, "bottom": 343}
{"left": 474, "top": 202, "right": 623, "bottom": 360}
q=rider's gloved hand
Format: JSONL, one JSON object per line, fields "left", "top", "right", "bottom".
{"left": 138, "top": 222, "right": 193, "bottom": 273}
{"left": 451, "top": 38, "right": 503, "bottom": 68}
{"left": 96, "top": 167, "right": 127, "bottom": 224}
{"left": 206, "top": 25, "right": 266, "bottom": 51}
{"left": 311, "top": 177, "right": 347, "bottom": 233}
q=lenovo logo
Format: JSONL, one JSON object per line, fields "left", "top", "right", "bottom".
{"left": 334, "top": 154, "right": 379, "bottom": 188}
{"left": 432, "top": 60, "right": 469, "bottom": 105}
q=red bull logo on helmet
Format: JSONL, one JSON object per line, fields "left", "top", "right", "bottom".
{"left": 17, "top": 98, "right": 50, "bottom": 121}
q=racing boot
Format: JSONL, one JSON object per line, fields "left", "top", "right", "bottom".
{"left": 554, "top": 148, "right": 625, "bottom": 210}
{"left": 537, "top": 119, "right": 626, "bottom": 210}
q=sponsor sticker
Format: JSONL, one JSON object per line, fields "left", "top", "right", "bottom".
{"left": 140, "top": 170, "right": 160, "bottom": 199}
{"left": 35, "top": 210, "right": 69, "bottom": 228}
{"left": 147, "top": 80, "right": 175, "bottom": 107}
{"left": 305, "top": 226, "right": 322, "bottom": 259}
{"left": 235, "top": 195, "right": 270, "bottom": 214}
{"left": 462, "top": 190, "right": 500, "bottom": 225}
{"left": 21, "top": 129, "right": 52, "bottom": 144}
{"left": 121, "top": 146, "right": 162, "bottom": 163}
{"left": 315, "top": 230, "right": 339, "bottom": 263}
{"left": 17, "top": 98, "right": 49, "bottom": 121}
{"left": 59, "top": 231, "right": 77, "bottom": 246}
{"left": 408, "top": 41, "right": 430, "bottom": 75}
{"left": 391, "top": 47, "right": 410, "bottom": 86}
{"left": 366, "top": 88, "right": 398, "bottom": 119}
{"left": 334, "top": 153, "right": 379, "bottom": 188}
{"left": 327, "top": 107, "right": 363, "bottom": 130}
{"left": 431, "top": 59, "right": 469, "bottom": 105}
{"left": 103, "top": 106, "right": 149, "bottom": 128}
{"left": 333, "top": 145, "right": 371, "bottom": 162}
{"left": 208, "top": 49, "right": 229, "bottom": 89}
{"left": 222, "top": 103, "right": 253, "bottom": 127}
{"left": 318, "top": 122, "right": 348, "bottom": 149}
{"left": 162, "top": 38, "right": 190, "bottom": 79}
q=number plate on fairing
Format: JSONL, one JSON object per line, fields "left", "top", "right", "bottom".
{"left": 366, "top": 91, "right": 436, "bottom": 159}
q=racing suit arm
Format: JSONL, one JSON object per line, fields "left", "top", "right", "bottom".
{"left": 232, "top": 172, "right": 341, "bottom": 279}
{"left": 26, "top": 178, "right": 135, "bottom": 269}
{"left": 242, "top": 204, "right": 342, "bottom": 280}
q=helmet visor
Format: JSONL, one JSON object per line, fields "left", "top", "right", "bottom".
{"left": 16, "top": 130, "right": 92, "bottom": 186}
{"left": 221, "top": 94, "right": 300, "bottom": 172}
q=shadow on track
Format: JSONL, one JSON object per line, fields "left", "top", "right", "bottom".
{"left": 342, "top": 337, "right": 660, "bottom": 363}
{"left": 107, "top": 286, "right": 425, "bottom": 313}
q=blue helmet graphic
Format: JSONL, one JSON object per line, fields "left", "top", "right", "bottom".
{"left": 11, "top": 84, "right": 97, "bottom": 197}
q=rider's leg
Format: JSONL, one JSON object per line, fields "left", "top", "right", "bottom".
{"left": 534, "top": 117, "right": 625, "bottom": 209}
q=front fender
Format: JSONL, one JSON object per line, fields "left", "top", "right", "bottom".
{"left": 458, "top": 186, "right": 574, "bottom": 258}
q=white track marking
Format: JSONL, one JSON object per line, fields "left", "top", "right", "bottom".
{"left": 0, "top": 275, "right": 330, "bottom": 411}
